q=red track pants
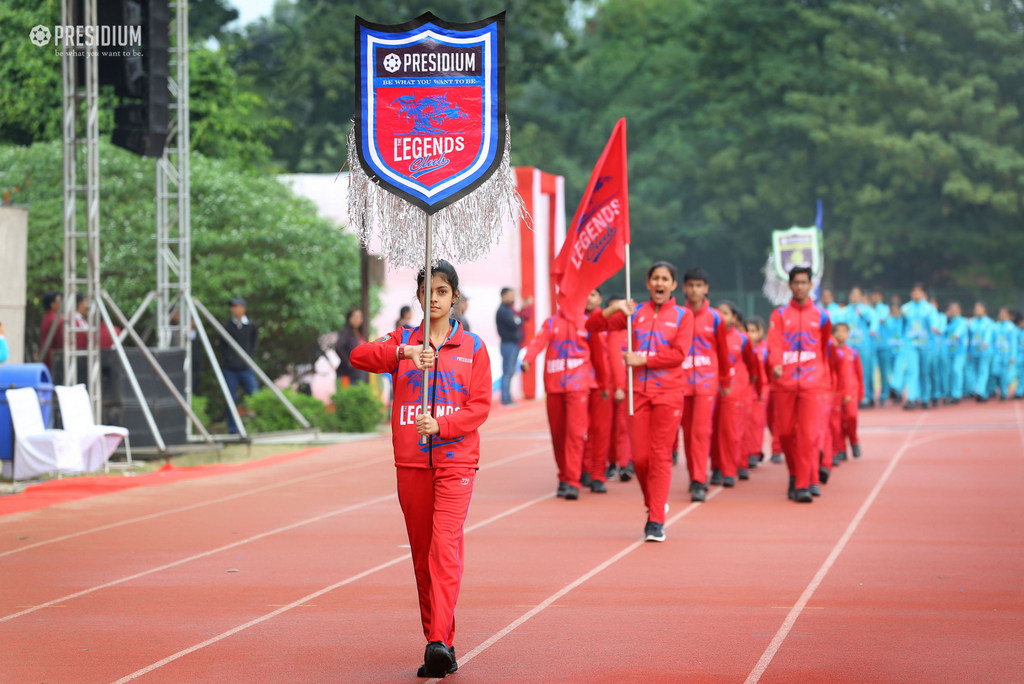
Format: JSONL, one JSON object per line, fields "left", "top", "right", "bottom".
{"left": 396, "top": 466, "right": 476, "bottom": 647}
{"left": 743, "top": 395, "right": 768, "bottom": 459}
{"left": 712, "top": 396, "right": 749, "bottom": 478}
{"left": 682, "top": 394, "right": 716, "bottom": 485}
{"left": 629, "top": 392, "right": 683, "bottom": 524}
{"left": 771, "top": 390, "right": 827, "bottom": 490}
{"left": 831, "top": 394, "right": 860, "bottom": 454}
{"left": 546, "top": 391, "right": 589, "bottom": 488}
{"left": 608, "top": 398, "right": 632, "bottom": 469}
{"left": 584, "top": 390, "right": 613, "bottom": 482}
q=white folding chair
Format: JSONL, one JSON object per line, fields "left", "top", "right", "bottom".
{"left": 5, "top": 387, "right": 84, "bottom": 480}
{"left": 55, "top": 384, "right": 132, "bottom": 473}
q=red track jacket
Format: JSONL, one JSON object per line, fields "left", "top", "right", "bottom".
{"left": 586, "top": 298, "right": 693, "bottom": 395}
{"left": 522, "top": 314, "right": 603, "bottom": 394}
{"left": 767, "top": 298, "right": 833, "bottom": 392}
{"left": 724, "top": 328, "right": 765, "bottom": 398}
{"left": 350, "top": 320, "right": 491, "bottom": 469}
{"left": 683, "top": 300, "right": 732, "bottom": 396}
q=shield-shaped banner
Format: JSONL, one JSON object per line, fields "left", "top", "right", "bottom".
{"left": 772, "top": 226, "right": 822, "bottom": 280}
{"left": 354, "top": 12, "right": 505, "bottom": 215}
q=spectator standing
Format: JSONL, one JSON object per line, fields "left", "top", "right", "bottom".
{"left": 453, "top": 294, "right": 471, "bottom": 332}
{"left": 495, "top": 287, "right": 532, "bottom": 405}
{"left": 39, "top": 291, "right": 62, "bottom": 369}
{"left": 221, "top": 297, "right": 259, "bottom": 434}
{"left": 336, "top": 307, "right": 369, "bottom": 388}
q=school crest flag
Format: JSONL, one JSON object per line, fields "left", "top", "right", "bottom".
{"left": 348, "top": 12, "right": 522, "bottom": 269}
{"left": 771, "top": 226, "right": 822, "bottom": 280}
{"left": 552, "top": 118, "right": 630, "bottom": 320}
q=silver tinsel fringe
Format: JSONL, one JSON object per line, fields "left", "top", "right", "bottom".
{"left": 761, "top": 253, "right": 825, "bottom": 307}
{"left": 346, "top": 118, "right": 525, "bottom": 270}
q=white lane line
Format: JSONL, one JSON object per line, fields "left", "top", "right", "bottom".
{"left": 743, "top": 414, "right": 929, "bottom": 684}
{"left": 0, "top": 444, "right": 551, "bottom": 624}
{"left": 449, "top": 487, "right": 724, "bottom": 678}
{"left": 111, "top": 492, "right": 558, "bottom": 682}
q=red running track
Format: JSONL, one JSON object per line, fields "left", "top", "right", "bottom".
{"left": 1, "top": 399, "right": 1023, "bottom": 682}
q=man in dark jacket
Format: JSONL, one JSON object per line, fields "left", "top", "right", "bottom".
{"left": 221, "top": 297, "right": 259, "bottom": 434}
{"left": 495, "top": 287, "right": 531, "bottom": 405}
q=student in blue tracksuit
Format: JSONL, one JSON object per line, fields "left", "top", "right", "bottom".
{"left": 846, "top": 287, "right": 879, "bottom": 408}
{"left": 870, "top": 288, "right": 891, "bottom": 405}
{"left": 1016, "top": 312, "right": 1024, "bottom": 399}
{"left": 989, "top": 307, "right": 1018, "bottom": 401}
{"left": 944, "top": 302, "right": 968, "bottom": 403}
{"left": 967, "top": 302, "right": 995, "bottom": 401}
{"left": 821, "top": 289, "right": 846, "bottom": 328}
{"left": 927, "top": 297, "right": 948, "bottom": 406}
{"left": 884, "top": 298, "right": 904, "bottom": 401}
{"left": 900, "top": 284, "right": 936, "bottom": 409}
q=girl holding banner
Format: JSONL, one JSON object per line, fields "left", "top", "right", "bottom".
{"left": 586, "top": 261, "right": 693, "bottom": 542}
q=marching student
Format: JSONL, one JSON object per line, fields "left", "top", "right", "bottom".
{"left": 587, "top": 261, "right": 693, "bottom": 541}
{"left": 927, "top": 297, "right": 948, "bottom": 407}
{"left": 899, "top": 284, "right": 936, "bottom": 409}
{"left": 967, "top": 302, "right": 994, "bottom": 401}
{"left": 845, "top": 287, "right": 879, "bottom": 407}
{"left": 742, "top": 316, "right": 771, "bottom": 470}
{"left": 711, "top": 301, "right": 763, "bottom": 484}
{"left": 944, "top": 302, "right": 968, "bottom": 403}
{"left": 521, "top": 302, "right": 601, "bottom": 500}
{"left": 603, "top": 296, "right": 634, "bottom": 482}
{"left": 870, "top": 287, "right": 892, "bottom": 405}
{"left": 884, "top": 298, "right": 905, "bottom": 402}
{"left": 767, "top": 266, "right": 832, "bottom": 503}
{"left": 830, "top": 322, "right": 864, "bottom": 463}
{"left": 582, "top": 288, "right": 613, "bottom": 492}
{"left": 989, "top": 307, "right": 1018, "bottom": 401}
{"left": 680, "top": 267, "right": 732, "bottom": 501}
{"left": 349, "top": 260, "right": 491, "bottom": 679}
{"left": 1015, "top": 312, "right": 1024, "bottom": 399}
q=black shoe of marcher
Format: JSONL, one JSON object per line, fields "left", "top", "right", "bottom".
{"left": 738, "top": 468, "right": 750, "bottom": 480}
{"left": 831, "top": 453, "right": 840, "bottom": 467}
{"left": 794, "top": 488, "right": 813, "bottom": 503}
{"left": 921, "top": 401, "right": 930, "bottom": 410}
{"left": 644, "top": 520, "right": 666, "bottom": 542}
{"left": 771, "top": 453, "right": 783, "bottom": 464}
{"left": 951, "top": 397, "right": 961, "bottom": 404}
{"left": 809, "top": 484, "right": 822, "bottom": 497}
{"left": 580, "top": 472, "right": 592, "bottom": 487}
{"left": 620, "top": 463, "right": 635, "bottom": 482}
{"left": 709, "top": 469, "right": 724, "bottom": 486}
{"left": 690, "top": 481, "right": 707, "bottom": 503}
{"left": 852, "top": 444, "right": 862, "bottom": 459}
{"left": 590, "top": 479, "right": 607, "bottom": 493}
{"left": 564, "top": 485, "right": 580, "bottom": 500}
{"left": 819, "top": 467, "right": 830, "bottom": 484}
{"left": 420, "top": 641, "right": 456, "bottom": 678}
{"left": 605, "top": 464, "right": 618, "bottom": 480}
{"left": 903, "top": 401, "right": 917, "bottom": 410}
{"left": 977, "top": 396, "right": 988, "bottom": 403}
{"left": 838, "top": 451, "right": 848, "bottom": 462}
{"left": 722, "top": 476, "right": 736, "bottom": 487}
{"left": 748, "top": 454, "right": 759, "bottom": 469}
{"left": 787, "top": 475, "right": 796, "bottom": 501}
{"left": 556, "top": 482, "right": 568, "bottom": 497}
{"left": 672, "top": 450, "right": 678, "bottom": 466}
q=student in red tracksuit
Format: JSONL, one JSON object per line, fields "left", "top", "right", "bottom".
{"left": 711, "top": 302, "right": 765, "bottom": 484}
{"left": 810, "top": 338, "right": 836, "bottom": 496}
{"left": 349, "top": 261, "right": 490, "bottom": 679}
{"left": 680, "top": 267, "right": 732, "bottom": 501}
{"left": 830, "top": 322, "right": 864, "bottom": 463}
{"left": 521, "top": 306, "right": 600, "bottom": 500}
{"left": 604, "top": 297, "right": 634, "bottom": 482}
{"left": 767, "top": 266, "right": 832, "bottom": 503}
{"left": 743, "top": 316, "right": 770, "bottom": 470}
{"left": 581, "top": 288, "right": 613, "bottom": 492}
{"left": 587, "top": 262, "right": 693, "bottom": 542}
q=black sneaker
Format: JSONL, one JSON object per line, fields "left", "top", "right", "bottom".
{"left": 837, "top": 451, "right": 848, "bottom": 462}
{"left": 771, "top": 453, "right": 783, "bottom": 464}
{"left": 672, "top": 450, "right": 678, "bottom": 465}
{"left": 689, "top": 481, "right": 706, "bottom": 502}
{"left": 643, "top": 520, "right": 666, "bottom": 542}
{"left": 605, "top": 464, "right": 618, "bottom": 480}
{"left": 819, "top": 467, "right": 830, "bottom": 484}
{"left": 831, "top": 453, "right": 840, "bottom": 467}
{"left": 852, "top": 444, "right": 862, "bottom": 459}
{"left": 787, "top": 475, "right": 796, "bottom": 501}
{"left": 556, "top": 482, "right": 568, "bottom": 497}
{"left": 419, "top": 641, "right": 456, "bottom": 678}
{"left": 580, "top": 472, "right": 592, "bottom": 487}
{"left": 748, "top": 454, "right": 759, "bottom": 469}
{"left": 564, "top": 485, "right": 580, "bottom": 500}
{"left": 794, "top": 488, "right": 813, "bottom": 503}
{"left": 722, "top": 476, "right": 736, "bottom": 487}
{"left": 809, "top": 483, "right": 822, "bottom": 497}
{"left": 590, "top": 479, "right": 607, "bottom": 493}
{"left": 620, "top": 463, "right": 635, "bottom": 482}
{"left": 709, "top": 469, "right": 724, "bottom": 486}
{"left": 738, "top": 468, "right": 750, "bottom": 480}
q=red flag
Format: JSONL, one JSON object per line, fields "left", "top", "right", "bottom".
{"left": 552, "top": 118, "right": 630, "bottom": 321}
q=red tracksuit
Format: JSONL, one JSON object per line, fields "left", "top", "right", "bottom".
{"left": 349, "top": 320, "right": 491, "bottom": 648}
{"left": 583, "top": 329, "right": 613, "bottom": 482}
{"left": 522, "top": 313, "right": 598, "bottom": 489}
{"left": 712, "top": 328, "right": 765, "bottom": 478}
{"left": 742, "top": 340, "right": 771, "bottom": 460}
{"left": 767, "top": 298, "right": 833, "bottom": 491}
{"left": 682, "top": 300, "right": 732, "bottom": 485}
{"left": 607, "top": 328, "right": 632, "bottom": 469}
{"left": 587, "top": 298, "right": 693, "bottom": 524}
{"left": 831, "top": 343, "right": 863, "bottom": 456}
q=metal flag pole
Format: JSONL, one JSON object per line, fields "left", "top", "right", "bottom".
{"left": 420, "top": 213, "right": 433, "bottom": 445}
{"left": 625, "top": 242, "right": 634, "bottom": 416}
